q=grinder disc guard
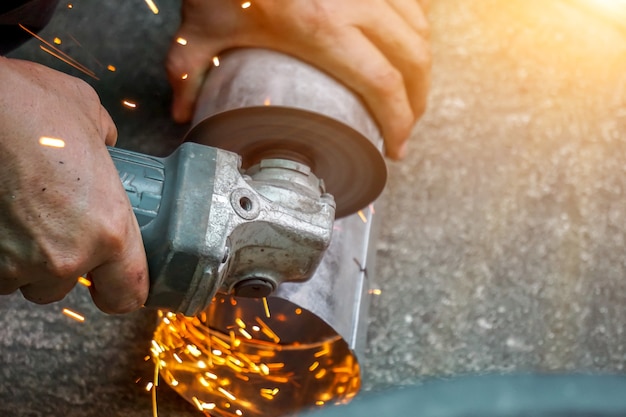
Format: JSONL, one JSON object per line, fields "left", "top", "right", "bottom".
{"left": 185, "top": 106, "right": 387, "bottom": 218}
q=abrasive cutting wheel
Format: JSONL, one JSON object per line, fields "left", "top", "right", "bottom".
{"left": 185, "top": 106, "right": 387, "bottom": 219}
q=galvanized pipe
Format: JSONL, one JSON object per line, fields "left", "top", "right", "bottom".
{"left": 157, "top": 48, "right": 386, "bottom": 415}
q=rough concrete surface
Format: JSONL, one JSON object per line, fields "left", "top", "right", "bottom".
{"left": 2, "top": 0, "right": 626, "bottom": 416}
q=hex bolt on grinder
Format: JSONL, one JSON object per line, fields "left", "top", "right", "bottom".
{"left": 109, "top": 48, "right": 386, "bottom": 415}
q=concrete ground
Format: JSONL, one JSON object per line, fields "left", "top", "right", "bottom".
{"left": 2, "top": 0, "right": 626, "bottom": 416}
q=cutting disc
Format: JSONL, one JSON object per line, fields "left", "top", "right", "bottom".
{"left": 184, "top": 106, "right": 387, "bottom": 218}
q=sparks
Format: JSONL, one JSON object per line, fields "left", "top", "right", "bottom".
{"left": 263, "top": 97, "right": 271, "bottom": 106}
{"left": 235, "top": 318, "right": 246, "bottom": 329}
{"left": 145, "top": 382, "right": 154, "bottom": 392}
{"left": 238, "top": 328, "right": 253, "bottom": 340}
{"left": 181, "top": 73, "right": 188, "bottom": 80}
{"left": 369, "top": 288, "right": 382, "bottom": 295}
{"left": 77, "top": 276, "right": 91, "bottom": 287}
{"left": 176, "top": 37, "right": 188, "bottom": 46}
{"left": 144, "top": 0, "right": 159, "bottom": 14}
{"left": 262, "top": 297, "right": 271, "bottom": 318}
{"left": 357, "top": 210, "right": 367, "bottom": 223}
{"left": 53, "top": 37, "right": 62, "bottom": 45}
{"left": 152, "top": 358, "right": 159, "bottom": 417}
{"left": 212, "top": 56, "right": 220, "bottom": 67}
{"left": 107, "top": 64, "right": 116, "bottom": 72}
{"left": 62, "top": 308, "right": 85, "bottom": 322}
{"left": 28, "top": 29, "right": 98, "bottom": 80}
{"left": 241, "top": 1, "right": 252, "bottom": 8}
{"left": 39, "top": 136, "right": 65, "bottom": 148}
{"left": 122, "top": 100, "right": 137, "bottom": 109}
{"left": 218, "top": 387, "right": 237, "bottom": 401}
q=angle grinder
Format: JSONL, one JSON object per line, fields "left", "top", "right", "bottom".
{"left": 109, "top": 48, "right": 386, "bottom": 316}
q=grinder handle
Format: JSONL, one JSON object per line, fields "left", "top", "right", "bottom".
{"left": 107, "top": 146, "right": 167, "bottom": 228}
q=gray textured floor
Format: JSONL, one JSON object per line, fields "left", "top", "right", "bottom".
{"left": 2, "top": 0, "right": 626, "bottom": 416}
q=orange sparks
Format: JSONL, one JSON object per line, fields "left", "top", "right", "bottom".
{"left": 238, "top": 328, "right": 253, "bottom": 340}
{"left": 309, "top": 361, "right": 320, "bottom": 372}
{"left": 255, "top": 317, "right": 280, "bottom": 343}
{"left": 218, "top": 387, "right": 237, "bottom": 401}
{"left": 39, "top": 136, "right": 65, "bottom": 148}
{"left": 295, "top": 308, "right": 302, "bottom": 315}
{"left": 264, "top": 98, "right": 271, "bottom": 106}
{"left": 212, "top": 56, "right": 220, "bottom": 66}
{"left": 107, "top": 64, "right": 116, "bottom": 72}
{"left": 241, "top": 1, "right": 252, "bottom": 8}
{"left": 19, "top": 23, "right": 98, "bottom": 80}
{"left": 357, "top": 210, "right": 367, "bottom": 223}
{"left": 53, "top": 37, "right": 62, "bottom": 45}
{"left": 235, "top": 317, "right": 246, "bottom": 329}
{"left": 176, "top": 37, "right": 188, "bottom": 46}
{"left": 262, "top": 297, "right": 271, "bottom": 318}
{"left": 181, "top": 73, "right": 188, "bottom": 80}
{"left": 152, "top": 357, "right": 159, "bottom": 417}
{"left": 123, "top": 100, "right": 137, "bottom": 109}
{"left": 67, "top": 3, "right": 73, "bottom": 8}
{"left": 314, "top": 347, "right": 329, "bottom": 358}
{"left": 144, "top": 0, "right": 159, "bottom": 14}
{"left": 369, "top": 288, "right": 382, "bottom": 295}
{"left": 77, "top": 276, "right": 92, "bottom": 287}
{"left": 62, "top": 308, "right": 85, "bottom": 322}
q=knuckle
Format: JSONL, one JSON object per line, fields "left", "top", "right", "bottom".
{"left": 44, "top": 254, "right": 82, "bottom": 280}
{"left": 369, "top": 66, "right": 405, "bottom": 99}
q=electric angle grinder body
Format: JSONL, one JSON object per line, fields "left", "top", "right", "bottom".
{"left": 109, "top": 49, "right": 387, "bottom": 316}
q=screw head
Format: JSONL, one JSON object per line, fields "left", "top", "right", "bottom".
{"left": 233, "top": 278, "right": 274, "bottom": 298}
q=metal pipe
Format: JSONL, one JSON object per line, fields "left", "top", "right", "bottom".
{"left": 153, "top": 48, "right": 385, "bottom": 416}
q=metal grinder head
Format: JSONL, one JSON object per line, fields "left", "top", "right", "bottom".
{"left": 184, "top": 48, "right": 387, "bottom": 218}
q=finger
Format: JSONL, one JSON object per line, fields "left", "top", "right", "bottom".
{"left": 166, "top": 37, "right": 224, "bottom": 123}
{"left": 358, "top": 5, "right": 432, "bottom": 126}
{"left": 387, "top": 0, "right": 430, "bottom": 39}
{"left": 88, "top": 210, "right": 149, "bottom": 314}
{"left": 0, "top": 272, "right": 26, "bottom": 295}
{"left": 20, "top": 275, "right": 77, "bottom": 304}
{"left": 281, "top": 27, "right": 414, "bottom": 159}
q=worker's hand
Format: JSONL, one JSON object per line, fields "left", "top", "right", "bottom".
{"left": 0, "top": 57, "right": 148, "bottom": 313}
{"left": 167, "top": 0, "right": 431, "bottom": 160}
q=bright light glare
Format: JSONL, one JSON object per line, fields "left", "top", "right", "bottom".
{"left": 39, "top": 136, "right": 65, "bottom": 148}
{"left": 144, "top": 0, "right": 159, "bottom": 14}
{"left": 577, "top": 0, "right": 626, "bottom": 16}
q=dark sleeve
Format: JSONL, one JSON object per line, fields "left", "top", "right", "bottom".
{"left": 0, "top": 0, "right": 60, "bottom": 55}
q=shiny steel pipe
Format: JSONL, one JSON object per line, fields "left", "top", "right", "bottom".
{"left": 190, "top": 48, "right": 382, "bottom": 146}
{"left": 157, "top": 48, "right": 386, "bottom": 416}
{"left": 185, "top": 48, "right": 387, "bottom": 219}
